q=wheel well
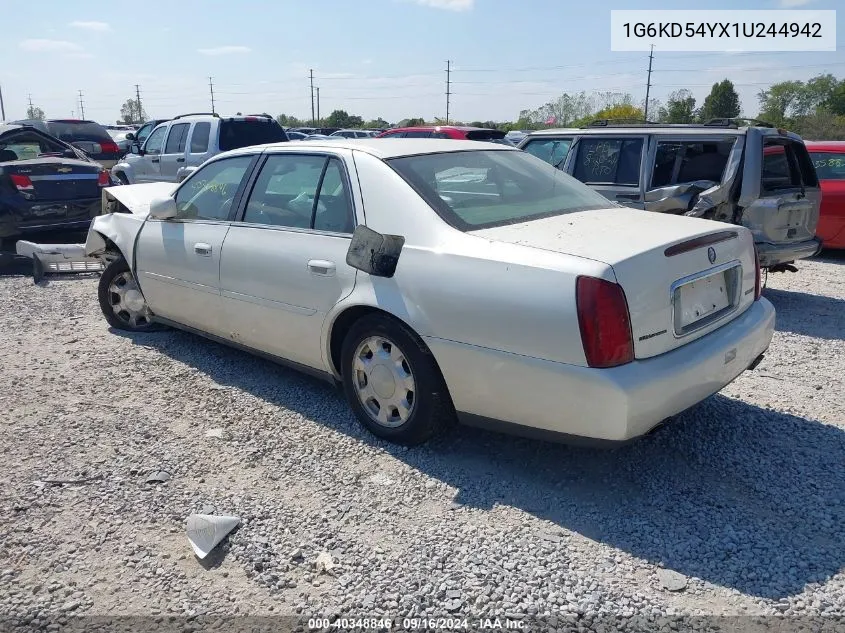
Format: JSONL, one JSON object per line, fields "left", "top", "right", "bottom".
{"left": 328, "top": 306, "right": 432, "bottom": 377}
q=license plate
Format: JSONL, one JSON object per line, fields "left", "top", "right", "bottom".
{"left": 673, "top": 267, "right": 738, "bottom": 334}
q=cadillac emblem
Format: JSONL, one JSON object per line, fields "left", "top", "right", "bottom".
{"left": 707, "top": 247, "right": 717, "bottom": 264}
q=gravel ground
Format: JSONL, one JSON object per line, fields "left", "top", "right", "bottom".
{"left": 0, "top": 252, "right": 843, "bottom": 631}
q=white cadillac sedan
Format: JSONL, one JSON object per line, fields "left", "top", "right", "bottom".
{"left": 85, "top": 139, "right": 775, "bottom": 446}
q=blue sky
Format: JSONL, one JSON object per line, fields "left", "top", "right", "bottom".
{"left": 0, "top": 0, "right": 843, "bottom": 124}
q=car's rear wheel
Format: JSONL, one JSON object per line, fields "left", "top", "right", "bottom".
{"left": 340, "top": 313, "right": 455, "bottom": 445}
{"left": 97, "top": 258, "right": 163, "bottom": 332}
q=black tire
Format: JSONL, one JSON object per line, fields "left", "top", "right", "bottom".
{"left": 97, "top": 258, "right": 164, "bottom": 332}
{"left": 340, "top": 313, "right": 455, "bottom": 445}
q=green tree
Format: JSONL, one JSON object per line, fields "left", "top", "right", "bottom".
{"left": 658, "top": 89, "right": 697, "bottom": 123}
{"left": 572, "top": 103, "right": 644, "bottom": 127}
{"left": 365, "top": 117, "right": 389, "bottom": 128}
{"left": 325, "top": 109, "right": 364, "bottom": 128}
{"left": 276, "top": 114, "right": 304, "bottom": 128}
{"left": 824, "top": 81, "right": 845, "bottom": 115}
{"left": 119, "top": 98, "right": 146, "bottom": 124}
{"left": 26, "top": 105, "right": 45, "bottom": 120}
{"left": 401, "top": 117, "right": 426, "bottom": 127}
{"left": 757, "top": 80, "right": 805, "bottom": 124}
{"left": 699, "top": 79, "right": 741, "bottom": 121}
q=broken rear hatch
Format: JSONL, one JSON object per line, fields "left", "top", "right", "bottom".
{"left": 472, "top": 208, "right": 759, "bottom": 360}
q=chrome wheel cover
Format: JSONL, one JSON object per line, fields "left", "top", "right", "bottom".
{"left": 108, "top": 271, "right": 153, "bottom": 329}
{"left": 352, "top": 336, "right": 416, "bottom": 428}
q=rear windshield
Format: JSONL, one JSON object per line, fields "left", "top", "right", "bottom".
{"left": 809, "top": 151, "right": 845, "bottom": 180}
{"left": 387, "top": 149, "right": 611, "bottom": 231}
{"left": 218, "top": 119, "right": 287, "bottom": 151}
{"left": 465, "top": 129, "right": 507, "bottom": 143}
{"left": 46, "top": 121, "right": 111, "bottom": 143}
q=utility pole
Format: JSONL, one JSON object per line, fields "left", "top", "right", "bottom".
{"left": 27, "top": 94, "right": 34, "bottom": 118}
{"left": 135, "top": 84, "right": 144, "bottom": 123}
{"left": 644, "top": 44, "right": 654, "bottom": 121}
{"left": 309, "top": 69, "right": 315, "bottom": 126}
{"left": 445, "top": 60, "right": 451, "bottom": 124}
{"left": 208, "top": 76, "right": 216, "bottom": 114}
{"left": 78, "top": 90, "right": 85, "bottom": 119}
{"left": 0, "top": 84, "right": 6, "bottom": 121}
{"left": 316, "top": 87, "right": 320, "bottom": 124}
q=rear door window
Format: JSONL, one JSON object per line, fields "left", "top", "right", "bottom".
{"left": 810, "top": 152, "right": 845, "bottom": 180}
{"left": 218, "top": 119, "right": 286, "bottom": 151}
{"left": 164, "top": 123, "right": 190, "bottom": 154}
{"left": 190, "top": 122, "right": 211, "bottom": 153}
{"left": 650, "top": 139, "right": 735, "bottom": 188}
{"left": 404, "top": 130, "right": 433, "bottom": 138}
{"left": 573, "top": 137, "right": 644, "bottom": 186}
{"left": 521, "top": 138, "right": 572, "bottom": 168}
{"left": 762, "top": 140, "right": 818, "bottom": 192}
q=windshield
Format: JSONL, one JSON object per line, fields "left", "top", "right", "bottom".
{"left": 218, "top": 119, "right": 287, "bottom": 151}
{"left": 387, "top": 149, "right": 612, "bottom": 231}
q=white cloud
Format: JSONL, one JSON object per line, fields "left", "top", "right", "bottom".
{"left": 19, "top": 39, "right": 83, "bottom": 53}
{"left": 197, "top": 45, "right": 251, "bottom": 56}
{"left": 411, "top": 0, "right": 474, "bottom": 11}
{"left": 779, "top": 0, "right": 813, "bottom": 6}
{"left": 69, "top": 20, "right": 110, "bottom": 31}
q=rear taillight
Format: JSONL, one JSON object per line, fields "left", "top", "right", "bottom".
{"left": 754, "top": 246, "right": 762, "bottom": 301}
{"left": 576, "top": 276, "right": 634, "bottom": 368}
{"left": 10, "top": 174, "right": 34, "bottom": 192}
{"left": 97, "top": 170, "right": 110, "bottom": 187}
{"left": 99, "top": 141, "right": 119, "bottom": 155}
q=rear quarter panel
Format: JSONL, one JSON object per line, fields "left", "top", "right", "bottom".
{"left": 330, "top": 150, "right": 614, "bottom": 368}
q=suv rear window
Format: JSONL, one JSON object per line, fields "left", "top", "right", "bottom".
{"left": 46, "top": 121, "right": 112, "bottom": 143}
{"left": 218, "top": 119, "right": 287, "bottom": 151}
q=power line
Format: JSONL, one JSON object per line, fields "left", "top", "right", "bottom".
{"left": 309, "top": 68, "right": 315, "bottom": 125}
{"left": 445, "top": 59, "right": 451, "bottom": 124}
{"left": 644, "top": 44, "right": 654, "bottom": 120}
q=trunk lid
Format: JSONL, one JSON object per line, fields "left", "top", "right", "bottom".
{"left": 471, "top": 208, "right": 758, "bottom": 359}
{"left": 4, "top": 158, "right": 102, "bottom": 201}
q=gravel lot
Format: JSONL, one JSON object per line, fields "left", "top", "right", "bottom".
{"left": 1, "top": 252, "right": 843, "bottom": 630}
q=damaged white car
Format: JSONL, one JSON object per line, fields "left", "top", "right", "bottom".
{"left": 86, "top": 139, "right": 775, "bottom": 446}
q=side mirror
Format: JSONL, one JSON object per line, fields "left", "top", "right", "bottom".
{"left": 62, "top": 149, "right": 78, "bottom": 159}
{"left": 148, "top": 196, "right": 178, "bottom": 220}
{"left": 125, "top": 132, "right": 135, "bottom": 141}
{"left": 346, "top": 225, "right": 405, "bottom": 278}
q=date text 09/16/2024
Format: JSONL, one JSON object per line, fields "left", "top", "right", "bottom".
{"left": 308, "top": 617, "right": 527, "bottom": 630}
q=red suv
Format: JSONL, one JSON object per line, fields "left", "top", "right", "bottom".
{"left": 804, "top": 141, "right": 845, "bottom": 249}
{"left": 376, "top": 126, "right": 511, "bottom": 144}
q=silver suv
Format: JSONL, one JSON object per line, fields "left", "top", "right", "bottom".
{"left": 112, "top": 113, "right": 287, "bottom": 184}
{"left": 519, "top": 120, "right": 822, "bottom": 269}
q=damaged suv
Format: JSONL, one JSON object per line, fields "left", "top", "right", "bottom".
{"left": 519, "top": 120, "right": 822, "bottom": 269}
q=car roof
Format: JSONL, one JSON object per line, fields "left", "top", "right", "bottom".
{"left": 803, "top": 140, "right": 845, "bottom": 149}
{"left": 0, "top": 123, "right": 27, "bottom": 136}
{"left": 224, "top": 138, "right": 518, "bottom": 159}
{"left": 386, "top": 125, "right": 498, "bottom": 133}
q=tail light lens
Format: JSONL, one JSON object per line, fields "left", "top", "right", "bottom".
{"left": 754, "top": 245, "right": 762, "bottom": 301}
{"left": 10, "top": 174, "right": 34, "bottom": 192}
{"left": 97, "top": 170, "right": 111, "bottom": 186}
{"left": 576, "top": 276, "right": 634, "bottom": 368}
{"left": 99, "top": 141, "right": 119, "bottom": 155}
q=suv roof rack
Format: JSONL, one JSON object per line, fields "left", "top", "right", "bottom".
{"left": 585, "top": 118, "right": 659, "bottom": 127}
{"left": 703, "top": 117, "right": 774, "bottom": 128}
{"left": 172, "top": 112, "right": 220, "bottom": 120}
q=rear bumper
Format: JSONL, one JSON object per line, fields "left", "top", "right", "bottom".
{"left": 756, "top": 237, "right": 822, "bottom": 267}
{"left": 0, "top": 199, "right": 100, "bottom": 238}
{"left": 426, "top": 298, "right": 776, "bottom": 443}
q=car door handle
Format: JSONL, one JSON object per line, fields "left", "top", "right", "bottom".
{"left": 194, "top": 243, "right": 212, "bottom": 256}
{"left": 176, "top": 158, "right": 185, "bottom": 163}
{"left": 308, "top": 260, "right": 336, "bottom": 276}
{"left": 151, "top": 158, "right": 160, "bottom": 163}
{"left": 616, "top": 193, "right": 640, "bottom": 200}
